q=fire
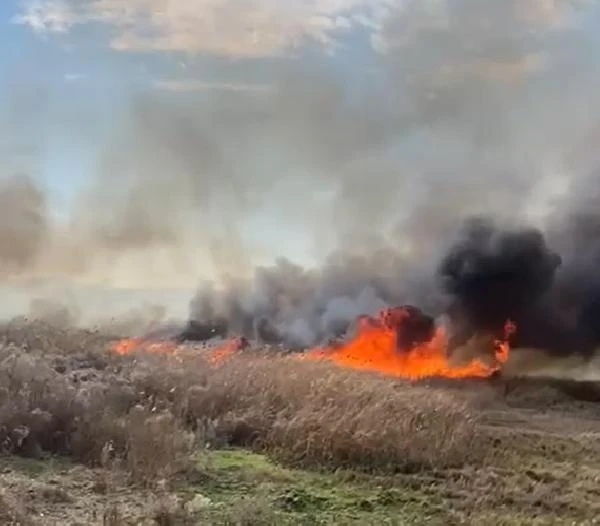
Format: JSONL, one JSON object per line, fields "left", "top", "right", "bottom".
{"left": 305, "top": 308, "right": 515, "bottom": 380}
{"left": 209, "top": 337, "right": 249, "bottom": 364}
{"left": 494, "top": 319, "right": 516, "bottom": 365}
{"left": 110, "top": 338, "right": 177, "bottom": 356}
{"left": 109, "top": 335, "right": 249, "bottom": 363}
{"left": 109, "top": 309, "right": 515, "bottom": 381}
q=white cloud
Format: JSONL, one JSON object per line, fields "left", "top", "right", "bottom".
{"left": 13, "top": 0, "right": 77, "bottom": 34}
{"left": 14, "top": 0, "right": 390, "bottom": 57}
{"left": 514, "top": 0, "right": 585, "bottom": 29}
{"left": 153, "top": 79, "right": 272, "bottom": 93}
{"left": 13, "top": 0, "right": 586, "bottom": 59}
{"left": 64, "top": 73, "right": 85, "bottom": 82}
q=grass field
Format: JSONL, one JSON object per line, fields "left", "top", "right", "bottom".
{"left": 1, "top": 319, "right": 600, "bottom": 525}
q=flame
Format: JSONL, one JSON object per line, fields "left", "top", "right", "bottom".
{"left": 494, "top": 319, "right": 516, "bottom": 365}
{"left": 109, "top": 310, "right": 515, "bottom": 381}
{"left": 209, "top": 337, "right": 249, "bottom": 364}
{"left": 305, "top": 309, "right": 515, "bottom": 380}
{"left": 110, "top": 338, "right": 177, "bottom": 356}
{"left": 110, "top": 335, "right": 249, "bottom": 363}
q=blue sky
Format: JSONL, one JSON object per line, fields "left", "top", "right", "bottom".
{"left": 2, "top": 0, "right": 592, "bottom": 199}
{"left": 1, "top": 0, "right": 397, "bottom": 275}
{"left": 1, "top": 0, "right": 383, "bottom": 215}
{"left": 2, "top": 3, "right": 119, "bottom": 210}
{"left": 4, "top": 0, "right": 600, "bottom": 293}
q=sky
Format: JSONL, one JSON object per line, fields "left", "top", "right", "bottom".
{"left": 6, "top": 0, "right": 591, "bottom": 209}
{"left": 1, "top": 0, "right": 393, "bottom": 266}
{"left": 0, "top": 0, "right": 405, "bottom": 317}
{"left": 2, "top": 0, "right": 384, "bottom": 205}
{"left": 3, "top": 0, "right": 600, "bottom": 321}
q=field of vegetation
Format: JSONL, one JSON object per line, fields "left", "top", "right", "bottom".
{"left": 1, "top": 319, "right": 600, "bottom": 525}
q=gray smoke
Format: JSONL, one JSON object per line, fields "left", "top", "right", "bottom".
{"left": 181, "top": 0, "right": 600, "bottom": 348}
{"left": 187, "top": 258, "right": 405, "bottom": 348}
{"left": 4, "top": 0, "right": 600, "bottom": 334}
{"left": 0, "top": 174, "right": 48, "bottom": 276}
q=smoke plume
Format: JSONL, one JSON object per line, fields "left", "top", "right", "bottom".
{"left": 0, "top": 174, "right": 48, "bottom": 275}
{"left": 4, "top": 0, "right": 600, "bottom": 355}
{"left": 439, "top": 217, "right": 562, "bottom": 349}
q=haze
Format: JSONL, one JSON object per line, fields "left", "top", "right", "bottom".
{"left": 2, "top": 0, "right": 600, "bottom": 325}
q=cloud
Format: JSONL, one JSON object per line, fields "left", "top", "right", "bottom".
{"left": 13, "top": 0, "right": 77, "bottom": 34}
{"left": 514, "top": 0, "right": 587, "bottom": 28}
{"left": 14, "top": 0, "right": 587, "bottom": 60}
{"left": 64, "top": 73, "right": 85, "bottom": 82}
{"left": 14, "top": 0, "right": 387, "bottom": 57}
{"left": 5, "top": 0, "right": 599, "bottom": 298}
{"left": 153, "top": 79, "right": 273, "bottom": 93}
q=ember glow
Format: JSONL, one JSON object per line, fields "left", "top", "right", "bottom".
{"left": 305, "top": 308, "right": 516, "bottom": 380}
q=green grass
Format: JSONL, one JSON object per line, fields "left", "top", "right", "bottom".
{"left": 185, "top": 449, "right": 449, "bottom": 525}
{"left": 180, "top": 437, "right": 600, "bottom": 526}
{"left": 3, "top": 442, "right": 599, "bottom": 525}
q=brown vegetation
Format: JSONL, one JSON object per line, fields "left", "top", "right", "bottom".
{"left": 180, "top": 355, "right": 478, "bottom": 472}
{"left": 0, "top": 320, "right": 477, "bottom": 482}
{"left": 3, "top": 320, "right": 600, "bottom": 524}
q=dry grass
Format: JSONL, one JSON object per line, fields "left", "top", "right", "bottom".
{"left": 177, "top": 355, "right": 478, "bottom": 471}
{"left": 0, "top": 322, "right": 478, "bottom": 482}
{"left": 124, "top": 347, "right": 479, "bottom": 471}
{"left": 0, "top": 489, "right": 34, "bottom": 526}
{"left": 2, "top": 322, "right": 600, "bottom": 523}
{"left": 0, "top": 317, "right": 112, "bottom": 360}
{"left": 0, "top": 327, "right": 194, "bottom": 489}
{"left": 124, "top": 407, "right": 194, "bottom": 487}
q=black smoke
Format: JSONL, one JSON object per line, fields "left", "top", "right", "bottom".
{"left": 179, "top": 209, "right": 600, "bottom": 361}
{"left": 439, "top": 214, "right": 600, "bottom": 357}
{"left": 379, "top": 306, "right": 436, "bottom": 352}
{"left": 439, "top": 217, "right": 561, "bottom": 346}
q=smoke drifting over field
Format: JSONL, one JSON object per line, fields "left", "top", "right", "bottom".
{"left": 4, "top": 0, "right": 600, "bottom": 359}
{"left": 183, "top": 213, "right": 600, "bottom": 358}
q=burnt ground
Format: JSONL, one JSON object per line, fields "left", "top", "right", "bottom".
{"left": 1, "top": 323, "right": 600, "bottom": 525}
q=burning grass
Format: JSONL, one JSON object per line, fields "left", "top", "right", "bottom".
{"left": 0, "top": 322, "right": 479, "bottom": 479}
{"left": 306, "top": 311, "right": 515, "bottom": 380}
{"left": 3, "top": 321, "right": 600, "bottom": 524}
{"left": 113, "top": 306, "right": 516, "bottom": 382}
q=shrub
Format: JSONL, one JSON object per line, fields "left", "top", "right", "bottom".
{"left": 0, "top": 321, "right": 479, "bottom": 477}
{"left": 178, "top": 355, "right": 477, "bottom": 472}
{"left": 124, "top": 406, "right": 194, "bottom": 487}
{"left": 0, "top": 342, "right": 193, "bottom": 487}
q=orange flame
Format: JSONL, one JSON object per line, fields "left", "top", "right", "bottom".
{"left": 110, "top": 335, "right": 249, "bottom": 363}
{"left": 494, "top": 319, "right": 516, "bottom": 365}
{"left": 305, "top": 309, "right": 515, "bottom": 380}
{"left": 109, "top": 311, "right": 515, "bottom": 381}
{"left": 209, "top": 337, "right": 249, "bottom": 364}
{"left": 110, "top": 338, "right": 177, "bottom": 356}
